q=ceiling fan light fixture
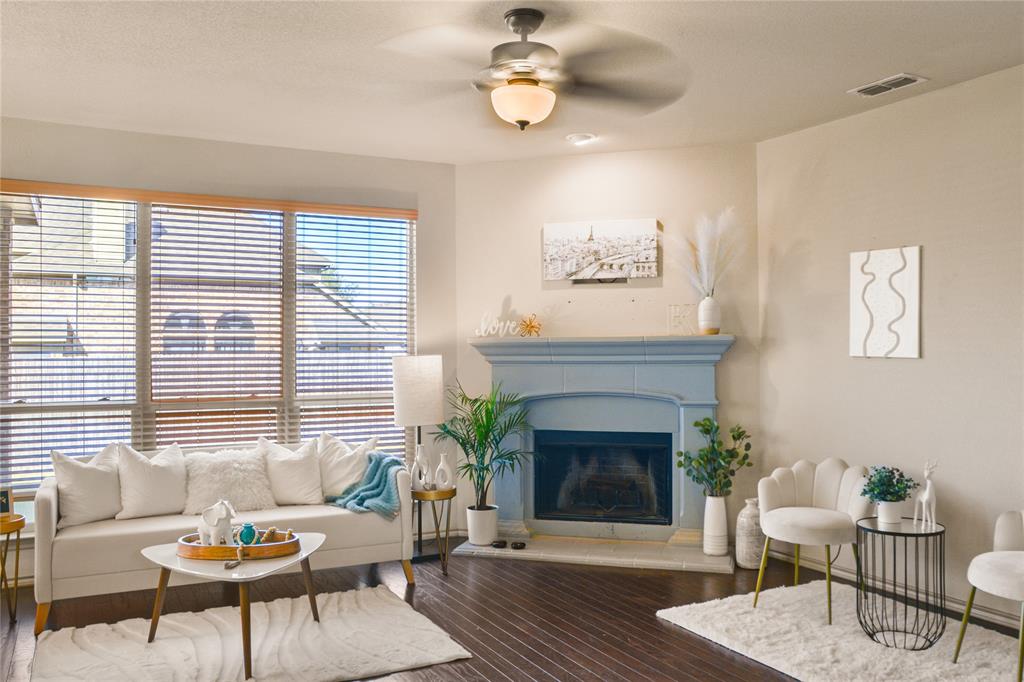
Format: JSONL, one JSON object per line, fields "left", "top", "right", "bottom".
{"left": 490, "top": 77, "right": 556, "bottom": 130}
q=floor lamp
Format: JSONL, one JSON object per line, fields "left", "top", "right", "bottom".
{"left": 392, "top": 354, "right": 445, "bottom": 561}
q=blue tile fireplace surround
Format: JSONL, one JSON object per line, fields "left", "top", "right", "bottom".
{"left": 471, "top": 335, "right": 735, "bottom": 544}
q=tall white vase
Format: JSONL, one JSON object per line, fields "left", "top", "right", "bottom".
{"left": 735, "top": 497, "right": 765, "bottom": 569}
{"left": 434, "top": 452, "right": 454, "bottom": 490}
{"left": 703, "top": 495, "right": 729, "bottom": 556}
{"left": 698, "top": 296, "right": 721, "bottom": 335}
{"left": 409, "top": 445, "right": 432, "bottom": 491}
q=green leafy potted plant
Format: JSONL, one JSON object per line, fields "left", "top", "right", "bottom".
{"left": 861, "top": 466, "right": 918, "bottom": 525}
{"left": 436, "top": 383, "right": 531, "bottom": 545}
{"left": 677, "top": 418, "right": 752, "bottom": 556}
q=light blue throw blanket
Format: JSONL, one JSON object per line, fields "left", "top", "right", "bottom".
{"left": 327, "top": 451, "right": 405, "bottom": 518}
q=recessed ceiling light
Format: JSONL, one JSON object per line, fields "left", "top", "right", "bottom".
{"left": 566, "top": 133, "right": 597, "bottom": 146}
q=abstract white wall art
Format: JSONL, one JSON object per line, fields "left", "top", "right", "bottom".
{"left": 543, "top": 219, "right": 658, "bottom": 281}
{"left": 849, "top": 246, "right": 921, "bottom": 358}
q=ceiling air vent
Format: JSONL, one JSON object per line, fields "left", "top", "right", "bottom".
{"left": 847, "top": 73, "right": 928, "bottom": 97}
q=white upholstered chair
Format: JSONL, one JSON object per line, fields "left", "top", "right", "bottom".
{"left": 752, "top": 457, "right": 870, "bottom": 624}
{"left": 953, "top": 510, "right": 1024, "bottom": 681}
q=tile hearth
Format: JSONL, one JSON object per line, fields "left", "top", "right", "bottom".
{"left": 451, "top": 535, "right": 734, "bottom": 573}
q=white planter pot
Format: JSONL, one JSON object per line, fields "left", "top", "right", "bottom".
{"left": 466, "top": 505, "right": 499, "bottom": 546}
{"left": 735, "top": 497, "right": 765, "bottom": 569}
{"left": 877, "top": 501, "right": 903, "bottom": 525}
{"left": 703, "top": 495, "right": 729, "bottom": 556}
{"left": 698, "top": 296, "right": 721, "bottom": 335}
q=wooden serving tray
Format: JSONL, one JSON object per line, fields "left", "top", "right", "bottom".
{"left": 177, "top": 530, "right": 300, "bottom": 560}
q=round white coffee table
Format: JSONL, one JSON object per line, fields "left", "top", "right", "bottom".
{"left": 142, "top": 532, "right": 325, "bottom": 680}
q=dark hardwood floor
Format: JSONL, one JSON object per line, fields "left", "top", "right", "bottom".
{"left": 2, "top": 545, "right": 820, "bottom": 681}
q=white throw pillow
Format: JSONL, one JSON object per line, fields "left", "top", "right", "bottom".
{"left": 259, "top": 437, "right": 323, "bottom": 505}
{"left": 116, "top": 443, "right": 186, "bottom": 519}
{"left": 183, "top": 448, "right": 277, "bottom": 515}
{"left": 318, "top": 433, "right": 378, "bottom": 498}
{"left": 51, "top": 444, "right": 122, "bottom": 529}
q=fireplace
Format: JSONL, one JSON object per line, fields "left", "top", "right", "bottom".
{"left": 533, "top": 430, "right": 673, "bottom": 525}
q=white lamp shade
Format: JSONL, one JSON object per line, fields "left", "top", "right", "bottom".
{"left": 392, "top": 355, "right": 445, "bottom": 427}
{"left": 490, "top": 82, "right": 556, "bottom": 129}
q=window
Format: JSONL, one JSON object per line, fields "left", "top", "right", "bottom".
{"left": 214, "top": 312, "right": 256, "bottom": 352}
{"left": 0, "top": 183, "right": 415, "bottom": 494}
{"left": 296, "top": 212, "right": 413, "bottom": 457}
{"left": 1, "top": 194, "right": 136, "bottom": 493}
{"left": 163, "top": 312, "right": 206, "bottom": 353}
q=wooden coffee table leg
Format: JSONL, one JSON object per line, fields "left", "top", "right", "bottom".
{"left": 239, "top": 582, "right": 252, "bottom": 680}
{"left": 147, "top": 567, "right": 171, "bottom": 643}
{"left": 300, "top": 558, "right": 319, "bottom": 622}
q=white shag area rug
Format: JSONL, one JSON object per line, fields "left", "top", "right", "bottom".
{"left": 657, "top": 581, "right": 1017, "bottom": 681}
{"left": 32, "top": 585, "right": 471, "bottom": 681}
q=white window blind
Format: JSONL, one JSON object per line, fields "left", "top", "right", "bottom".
{"left": 151, "top": 205, "right": 283, "bottom": 402}
{"left": 1, "top": 194, "right": 136, "bottom": 492}
{"left": 295, "top": 213, "right": 413, "bottom": 457}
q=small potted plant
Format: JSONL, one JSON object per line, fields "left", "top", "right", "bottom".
{"left": 861, "top": 465, "right": 919, "bottom": 525}
{"left": 677, "top": 418, "right": 752, "bottom": 556}
{"left": 436, "top": 383, "right": 531, "bottom": 545}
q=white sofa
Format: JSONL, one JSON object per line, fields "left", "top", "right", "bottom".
{"left": 33, "top": 456, "right": 413, "bottom": 635}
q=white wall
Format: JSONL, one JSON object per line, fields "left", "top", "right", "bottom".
{"left": 756, "top": 65, "right": 1024, "bottom": 621}
{"left": 454, "top": 144, "right": 762, "bottom": 522}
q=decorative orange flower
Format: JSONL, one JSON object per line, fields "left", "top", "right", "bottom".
{"left": 517, "top": 313, "right": 541, "bottom": 337}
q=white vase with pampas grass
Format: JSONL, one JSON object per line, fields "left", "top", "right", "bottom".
{"left": 684, "top": 207, "right": 742, "bottom": 335}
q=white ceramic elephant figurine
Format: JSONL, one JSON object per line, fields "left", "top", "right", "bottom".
{"left": 198, "top": 499, "right": 237, "bottom": 546}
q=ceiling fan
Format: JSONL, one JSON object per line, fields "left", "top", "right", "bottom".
{"left": 385, "top": 7, "right": 685, "bottom": 131}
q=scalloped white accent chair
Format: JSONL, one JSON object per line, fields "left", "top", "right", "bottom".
{"left": 953, "top": 510, "right": 1024, "bottom": 681}
{"left": 752, "top": 457, "right": 870, "bottom": 624}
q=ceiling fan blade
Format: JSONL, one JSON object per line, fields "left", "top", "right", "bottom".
{"left": 567, "top": 78, "right": 686, "bottom": 114}
{"left": 377, "top": 23, "right": 496, "bottom": 70}
{"left": 548, "top": 24, "right": 677, "bottom": 76}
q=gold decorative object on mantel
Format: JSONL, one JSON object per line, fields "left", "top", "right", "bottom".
{"left": 517, "top": 313, "right": 542, "bottom": 337}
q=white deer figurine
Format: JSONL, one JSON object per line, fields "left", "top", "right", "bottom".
{"left": 913, "top": 460, "right": 938, "bottom": 529}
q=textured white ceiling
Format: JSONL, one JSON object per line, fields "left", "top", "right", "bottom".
{"left": 2, "top": 1, "right": 1022, "bottom": 165}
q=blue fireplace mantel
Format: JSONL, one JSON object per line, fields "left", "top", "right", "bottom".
{"left": 470, "top": 335, "right": 735, "bottom": 543}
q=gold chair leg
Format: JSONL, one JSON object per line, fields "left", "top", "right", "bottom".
{"left": 825, "top": 544, "right": 832, "bottom": 625}
{"left": 953, "top": 586, "right": 976, "bottom": 663}
{"left": 793, "top": 544, "right": 800, "bottom": 585}
{"left": 401, "top": 559, "right": 415, "bottom": 585}
{"left": 33, "top": 602, "right": 50, "bottom": 637}
{"left": 752, "top": 536, "right": 771, "bottom": 607}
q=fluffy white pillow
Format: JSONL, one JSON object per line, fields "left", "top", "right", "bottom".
{"left": 51, "top": 444, "right": 122, "bottom": 529}
{"left": 259, "top": 437, "right": 323, "bottom": 505}
{"left": 183, "top": 448, "right": 277, "bottom": 515}
{"left": 116, "top": 443, "right": 186, "bottom": 519}
{"left": 318, "top": 433, "right": 378, "bottom": 498}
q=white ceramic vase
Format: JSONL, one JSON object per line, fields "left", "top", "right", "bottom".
{"left": 435, "top": 452, "right": 454, "bottom": 491}
{"left": 735, "top": 497, "right": 765, "bottom": 569}
{"left": 877, "top": 500, "right": 902, "bottom": 525}
{"left": 466, "top": 505, "right": 499, "bottom": 546}
{"left": 698, "top": 296, "right": 721, "bottom": 335}
{"left": 409, "top": 444, "right": 432, "bottom": 491}
{"left": 703, "top": 495, "right": 729, "bottom": 556}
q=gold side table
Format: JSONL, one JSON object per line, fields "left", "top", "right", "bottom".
{"left": 411, "top": 489, "right": 456, "bottom": 576}
{"left": 1, "top": 513, "right": 25, "bottom": 623}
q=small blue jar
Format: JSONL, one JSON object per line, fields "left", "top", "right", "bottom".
{"left": 238, "top": 522, "right": 257, "bottom": 545}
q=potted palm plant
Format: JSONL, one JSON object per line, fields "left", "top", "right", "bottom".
{"left": 436, "top": 383, "right": 531, "bottom": 545}
{"left": 677, "top": 418, "right": 752, "bottom": 556}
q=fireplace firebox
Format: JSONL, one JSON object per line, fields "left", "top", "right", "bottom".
{"left": 533, "top": 430, "right": 672, "bottom": 525}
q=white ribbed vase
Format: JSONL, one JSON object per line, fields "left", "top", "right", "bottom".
{"left": 735, "top": 497, "right": 765, "bottom": 569}
{"left": 698, "top": 296, "right": 721, "bottom": 335}
{"left": 703, "top": 496, "right": 729, "bottom": 556}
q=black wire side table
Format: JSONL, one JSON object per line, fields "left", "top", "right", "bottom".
{"left": 856, "top": 517, "right": 946, "bottom": 650}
